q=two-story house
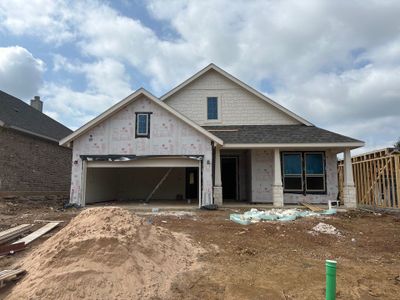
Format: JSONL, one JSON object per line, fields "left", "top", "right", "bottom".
{"left": 60, "top": 64, "right": 363, "bottom": 208}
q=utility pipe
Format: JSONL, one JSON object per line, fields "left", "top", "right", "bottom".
{"left": 326, "top": 260, "right": 337, "bottom": 300}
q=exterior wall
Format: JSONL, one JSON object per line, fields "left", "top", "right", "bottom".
{"left": 249, "top": 149, "right": 338, "bottom": 204}
{"left": 250, "top": 149, "right": 274, "bottom": 202}
{"left": 70, "top": 96, "right": 213, "bottom": 206}
{"left": 0, "top": 127, "right": 72, "bottom": 197}
{"left": 165, "top": 70, "right": 300, "bottom": 126}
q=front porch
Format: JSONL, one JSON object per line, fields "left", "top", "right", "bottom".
{"left": 213, "top": 146, "right": 357, "bottom": 208}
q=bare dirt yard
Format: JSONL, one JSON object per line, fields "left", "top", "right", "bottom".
{"left": 0, "top": 199, "right": 399, "bottom": 299}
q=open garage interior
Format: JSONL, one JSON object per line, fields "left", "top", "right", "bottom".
{"left": 85, "top": 166, "right": 199, "bottom": 205}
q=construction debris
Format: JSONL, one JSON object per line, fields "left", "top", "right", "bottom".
{"left": 230, "top": 208, "right": 337, "bottom": 225}
{"left": 0, "top": 242, "right": 26, "bottom": 256}
{"left": 0, "top": 224, "right": 32, "bottom": 245}
{"left": 0, "top": 269, "right": 25, "bottom": 288}
{"left": 12, "top": 222, "right": 60, "bottom": 245}
{"left": 7, "top": 207, "right": 203, "bottom": 300}
{"left": 300, "top": 202, "right": 325, "bottom": 212}
{"left": 310, "top": 222, "right": 342, "bottom": 236}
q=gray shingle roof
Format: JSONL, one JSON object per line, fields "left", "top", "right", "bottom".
{"left": 0, "top": 90, "right": 72, "bottom": 141}
{"left": 202, "top": 125, "right": 363, "bottom": 144}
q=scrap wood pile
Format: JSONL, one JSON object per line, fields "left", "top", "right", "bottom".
{"left": 230, "top": 206, "right": 337, "bottom": 225}
{"left": 5, "top": 207, "right": 203, "bottom": 300}
{"left": 0, "top": 221, "right": 61, "bottom": 288}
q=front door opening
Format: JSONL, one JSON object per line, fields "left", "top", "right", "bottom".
{"left": 221, "top": 156, "right": 238, "bottom": 200}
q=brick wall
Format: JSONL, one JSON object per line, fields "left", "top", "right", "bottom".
{"left": 0, "top": 127, "right": 72, "bottom": 195}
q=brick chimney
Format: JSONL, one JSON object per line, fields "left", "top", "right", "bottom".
{"left": 30, "top": 96, "right": 43, "bottom": 112}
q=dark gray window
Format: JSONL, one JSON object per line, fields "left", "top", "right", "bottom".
{"left": 135, "top": 112, "right": 151, "bottom": 138}
{"left": 282, "top": 152, "right": 326, "bottom": 193}
{"left": 207, "top": 97, "right": 218, "bottom": 120}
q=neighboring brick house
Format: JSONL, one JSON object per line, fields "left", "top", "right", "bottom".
{"left": 61, "top": 64, "right": 364, "bottom": 208}
{"left": 0, "top": 90, "right": 72, "bottom": 200}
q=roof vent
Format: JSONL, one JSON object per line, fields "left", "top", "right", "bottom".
{"left": 30, "top": 96, "right": 43, "bottom": 112}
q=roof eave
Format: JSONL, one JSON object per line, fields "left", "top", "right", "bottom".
{"left": 222, "top": 142, "right": 365, "bottom": 149}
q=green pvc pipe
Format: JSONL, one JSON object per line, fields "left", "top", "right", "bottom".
{"left": 326, "top": 260, "right": 337, "bottom": 300}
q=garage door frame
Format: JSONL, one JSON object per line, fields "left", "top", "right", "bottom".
{"left": 81, "top": 156, "right": 202, "bottom": 207}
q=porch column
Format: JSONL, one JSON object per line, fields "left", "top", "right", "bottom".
{"left": 213, "top": 145, "right": 223, "bottom": 206}
{"left": 272, "top": 148, "right": 284, "bottom": 207}
{"left": 343, "top": 148, "right": 357, "bottom": 208}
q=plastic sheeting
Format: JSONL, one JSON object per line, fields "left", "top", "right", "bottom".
{"left": 230, "top": 208, "right": 336, "bottom": 225}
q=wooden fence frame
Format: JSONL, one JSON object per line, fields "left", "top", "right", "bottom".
{"left": 338, "top": 148, "right": 400, "bottom": 209}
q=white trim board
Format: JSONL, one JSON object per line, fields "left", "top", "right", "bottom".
{"left": 161, "top": 64, "right": 313, "bottom": 126}
{"left": 223, "top": 142, "right": 365, "bottom": 149}
{"left": 60, "top": 88, "right": 223, "bottom": 147}
{"left": 87, "top": 158, "right": 199, "bottom": 168}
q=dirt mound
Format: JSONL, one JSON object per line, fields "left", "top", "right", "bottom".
{"left": 7, "top": 207, "right": 203, "bottom": 300}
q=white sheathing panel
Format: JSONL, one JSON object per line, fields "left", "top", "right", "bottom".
{"left": 249, "top": 149, "right": 338, "bottom": 204}
{"left": 166, "top": 70, "right": 300, "bottom": 126}
{"left": 70, "top": 96, "right": 212, "bottom": 206}
{"left": 250, "top": 149, "right": 274, "bottom": 202}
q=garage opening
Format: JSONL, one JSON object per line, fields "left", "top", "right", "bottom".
{"left": 85, "top": 166, "right": 200, "bottom": 206}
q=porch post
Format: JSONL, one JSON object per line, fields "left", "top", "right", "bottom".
{"left": 343, "top": 148, "right": 357, "bottom": 208}
{"left": 272, "top": 148, "right": 284, "bottom": 207}
{"left": 213, "top": 145, "right": 223, "bottom": 206}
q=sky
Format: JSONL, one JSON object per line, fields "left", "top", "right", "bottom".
{"left": 0, "top": 0, "right": 399, "bottom": 154}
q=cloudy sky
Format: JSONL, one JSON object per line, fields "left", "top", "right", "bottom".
{"left": 0, "top": 0, "right": 399, "bottom": 153}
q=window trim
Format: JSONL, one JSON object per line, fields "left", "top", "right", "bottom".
{"left": 304, "top": 152, "right": 326, "bottom": 193}
{"left": 205, "top": 96, "right": 221, "bottom": 122}
{"left": 282, "top": 152, "right": 303, "bottom": 192}
{"left": 135, "top": 112, "right": 152, "bottom": 138}
{"left": 281, "top": 151, "right": 327, "bottom": 195}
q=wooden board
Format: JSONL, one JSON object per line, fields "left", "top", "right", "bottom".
{"left": 0, "top": 269, "right": 25, "bottom": 288}
{"left": 300, "top": 202, "right": 325, "bottom": 212}
{"left": 0, "top": 242, "right": 26, "bottom": 256}
{"left": 0, "top": 224, "right": 32, "bottom": 244}
{"left": 12, "top": 222, "right": 60, "bottom": 245}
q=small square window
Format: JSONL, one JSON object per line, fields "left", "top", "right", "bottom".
{"left": 135, "top": 113, "right": 151, "bottom": 138}
{"left": 207, "top": 97, "right": 218, "bottom": 120}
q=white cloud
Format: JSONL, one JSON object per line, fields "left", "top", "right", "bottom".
{"left": 0, "top": 0, "right": 75, "bottom": 44}
{"left": 1, "top": 0, "right": 399, "bottom": 151}
{"left": 43, "top": 56, "right": 134, "bottom": 128}
{"left": 0, "top": 46, "right": 44, "bottom": 99}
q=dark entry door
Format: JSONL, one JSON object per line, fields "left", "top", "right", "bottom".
{"left": 221, "top": 157, "right": 238, "bottom": 200}
{"left": 185, "top": 168, "right": 198, "bottom": 199}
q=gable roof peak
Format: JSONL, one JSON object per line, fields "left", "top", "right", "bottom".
{"left": 161, "top": 64, "right": 313, "bottom": 126}
{"left": 60, "top": 87, "right": 223, "bottom": 147}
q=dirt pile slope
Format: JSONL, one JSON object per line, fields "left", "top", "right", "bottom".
{"left": 7, "top": 207, "right": 203, "bottom": 300}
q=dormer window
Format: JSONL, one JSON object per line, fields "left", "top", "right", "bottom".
{"left": 207, "top": 97, "right": 218, "bottom": 120}
{"left": 135, "top": 112, "right": 151, "bottom": 138}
